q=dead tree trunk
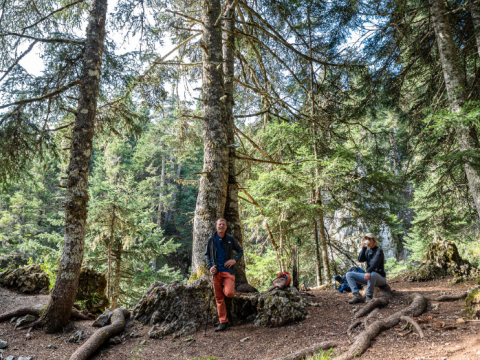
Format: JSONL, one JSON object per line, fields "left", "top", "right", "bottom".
{"left": 39, "top": 0, "right": 108, "bottom": 333}
{"left": 223, "top": 0, "right": 248, "bottom": 287}
{"left": 190, "top": 0, "right": 229, "bottom": 277}
{"left": 157, "top": 152, "right": 165, "bottom": 227}
{"left": 430, "top": 0, "right": 480, "bottom": 217}
{"left": 111, "top": 241, "right": 121, "bottom": 310}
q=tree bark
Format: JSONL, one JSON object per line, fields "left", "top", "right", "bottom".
{"left": 223, "top": 0, "right": 248, "bottom": 286}
{"left": 111, "top": 241, "right": 121, "bottom": 310}
{"left": 313, "top": 217, "right": 323, "bottom": 286}
{"left": 39, "top": 0, "right": 108, "bottom": 333}
{"left": 191, "top": 0, "right": 229, "bottom": 276}
{"left": 430, "top": 0, "right": 480, "bottom": 217}
{"left": 157, "top": 153, "right": 165, "bottom": 227}
{"left": 471, "top": 0, "right": 480, "bottom": 59}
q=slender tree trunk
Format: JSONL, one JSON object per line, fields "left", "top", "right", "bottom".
{"left": 430, "top": 0, "right": 480, "bottom": 217}
{"left": 223, "top": 0, "right": 248, "bottom": 286}
{"left": 313, "top": 211, "right": 323, "bottom": 286}
{"left": 107, "top": 240, "right": 112, "bottom": 303}
{"left": 157, "top": 153, "right": 165, "bottom": 227}
{"left": 191, "top": 0, "right": 229, "bottom": 277}
{"left": 308, "top": 7, "right": 331, "bottom": 284}
{"left": 111, "top": 241, "right": 121, "bottom": 310}
{"left": 471, "top": 0, "right": 480, "bottom": 59}
{"left": 39, "top": 0, "right": 108, "bottom": 333}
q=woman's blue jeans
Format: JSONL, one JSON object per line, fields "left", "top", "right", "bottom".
{"left": 346, "top": 271, "right": 386, "bottom": 297}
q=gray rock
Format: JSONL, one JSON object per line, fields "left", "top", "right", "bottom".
{"left": 9, "top": 317, "right": 17, "bottom": 323}
{"left": 5, "top": 356, "right": 14, "bottom": 360}
{"left": 15, "top": 315, "right": 37, "bottom": 329}
{"left": 18, "top": 357, "right": 33, "bottom": 360}
{"left": 240, "top": 337, "right": 250, "bottom": 342}
{"left": 92, "top": 309, "right": 112, "bottom": 327}
{"left": 68, "top": 330, "right": 84, "bottom": 343}
{"left": 130, "top": 330, "right": 140, "bottom": 338}
{"left": 139, "top": 340, "right": 147, "bottom": 345}
{"left": 108, "top": 336, "right": 121, "bottom": 345}
{"left": 46, "top": 344, "right": 57, "bottom": 350}
{"left": 0, "top": 339, "right": 7, "bottom": 349}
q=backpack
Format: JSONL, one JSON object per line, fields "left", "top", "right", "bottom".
{"left": 334, "top": 266, "right": 365, "bottom": 293}
{"left": 267, "top": 271, "right": 291, "bottom": 291}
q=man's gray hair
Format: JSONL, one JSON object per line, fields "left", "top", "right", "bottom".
{"left": 217, "top": 218, "right": 227, "bottom": 224}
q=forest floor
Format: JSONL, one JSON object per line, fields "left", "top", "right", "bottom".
{"left": 0, "top": 277, "right": 478, "bottom": 360}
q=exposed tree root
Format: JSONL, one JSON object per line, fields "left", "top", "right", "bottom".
{"left": 427, "top": 292, "right": 467, "bottom": 302}
{"left": 69, "top": 308, "right": 130, "bottom": 360}
{"left": 364, "top": 308, "right": 380, "bottom": 329}
{"left": 356, "top": 285, "right": 392, "bottom": 318}
{"left": 347, "top": 320, "right": 363, "bottom": 337}
{"left": 71, "top": 308, "right": 94, "bottom": 320}
{"left": 271, "top": 341, "right": 339, "bottom": 360}
{"left": 0, "top": 303, "right": 94, "bottom": 325}
{"left": 0, "top": 304, "right": 46, "bottom": 322}
{"left": 337, "top": 293, "right": 428, "bottom": 360}
{"left": 400, "top": 315, "right": 424, "bottom": 338}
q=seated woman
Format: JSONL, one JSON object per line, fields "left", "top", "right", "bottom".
{"left": 346, "top": 233, "right": 386, "bottom": 304}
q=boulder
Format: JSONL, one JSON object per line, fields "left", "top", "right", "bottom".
{"left": 75, "top": 266, "right": 109, "bottom": 314}
{"left": 0, "top": 265, "right": 50, "bottom": 294}
{"left": 133, "top": 279, "right": 307, "bottom": 338}
{"left": 464, "top": 287, "right": 480, "bottom": 319}
{"left": 405, "top": 238, "right": 480, "bottom": 283}
{"left": 68, "top": 330, "right": 85, "bottom": 343}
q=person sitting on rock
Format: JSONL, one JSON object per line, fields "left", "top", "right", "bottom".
{"left": 347, "top": 233, "right": 386, "bottom": 304}
{"left": 205, "top": 217, "right": 244, "bottom": 332}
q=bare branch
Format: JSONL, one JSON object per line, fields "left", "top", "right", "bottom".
{"left": 0, "top": 40, "right": 38, "bottom": 83}
{"left": 0, "top": 80, "right": 81, "bottom": 110}
{"left": 0, "top": 32, "right": 84, "bottom": 45}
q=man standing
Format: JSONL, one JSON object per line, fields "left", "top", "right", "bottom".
{"left": 346, "top": 233, "right": 386, "bottom": 304}
{"left": 205, "top": 218, "right": 244, "bottom": 332}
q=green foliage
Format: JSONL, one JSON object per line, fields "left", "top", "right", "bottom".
{"left": 306, "top": 348, "right": 336, "bottom": 360}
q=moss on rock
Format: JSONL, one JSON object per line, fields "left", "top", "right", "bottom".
{"left": 75, "top": 266, "right": 109, "bottom": 314}
{"left": 0, "top": 265, "right": 50, "bottom": 294}
{"left": 133, "top": 280, "right": 308, "bottom": 338}
{"left": 405, "top": 238, "right": 480, "bottom": 283}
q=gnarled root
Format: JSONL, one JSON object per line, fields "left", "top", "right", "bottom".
{"left": 364, "top": 308, "right": 380, "bottom": 329}
{"left": 0, "top": 304, "right": 46, "bottom": 322}
{"left": 271, "top": 341, "right": 339, "bottom": 360}
{"left": 427, "top": 292, "right": 467, "bottom": 302}
{"left": 356, "top": 285, "right": 392, "bottom": 318}
{"left": 400, "top": 315, "right": 424, "bottom": 338}
{"left": 0, "top": 304, "right": 94, "bottom": 325}
{"left": 69, "top": 308, "right": 130, "bottom": 360}
{"left": 337, "top": 293, "right": 428, "bottom": 360}
{"left": 347, "top": 320, "right": 363, "bottom": 337}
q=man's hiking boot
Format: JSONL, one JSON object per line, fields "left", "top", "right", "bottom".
{"left": 214, "top": 323, "right": 229, "bottom": 332}
{"left": 365, "top": 296, "right": 373, "bottom": 303}
{"left": 348, "top": 292, "right": 365, "bottom": 304}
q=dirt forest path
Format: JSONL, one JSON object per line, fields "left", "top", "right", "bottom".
{"left": 0, "top": 277, "right": 479, "bottom": 360}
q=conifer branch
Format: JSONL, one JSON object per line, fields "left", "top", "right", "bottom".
{"left": 23, "top": 0, "right": 86, "bottom": 30}
{"left": 0, "top": 80, "right": 81, "bottom": 110}
{"left": 0, "top": 33, "right": 85, "bottom": 45}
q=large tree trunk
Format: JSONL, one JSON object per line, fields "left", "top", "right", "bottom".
{"left": 190, "top": 0, "right": 229, "bottom": 277}
{"left": 111, "top": 241, "right": 121, "bottom": 310}
{"left": 430, "top": 0, "right": 480, "bottom": 217}
{"left": 223, "top": 0, "right": 248, "bottom": 286}
{"left": 39, "top": 0, "right": 107, "bottom": 333}
{"left": 471, "top": 0, "right": 480, "bottom": 59}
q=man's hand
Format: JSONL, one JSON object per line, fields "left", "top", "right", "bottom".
{"left": 210, "top": 266, "right": 218, "bottom": 275}
{"left": 224, "top": 259, "right": 236, "bottom": 269}
{"left": 364, "top": 273, "right": 371, "bottom": 281}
